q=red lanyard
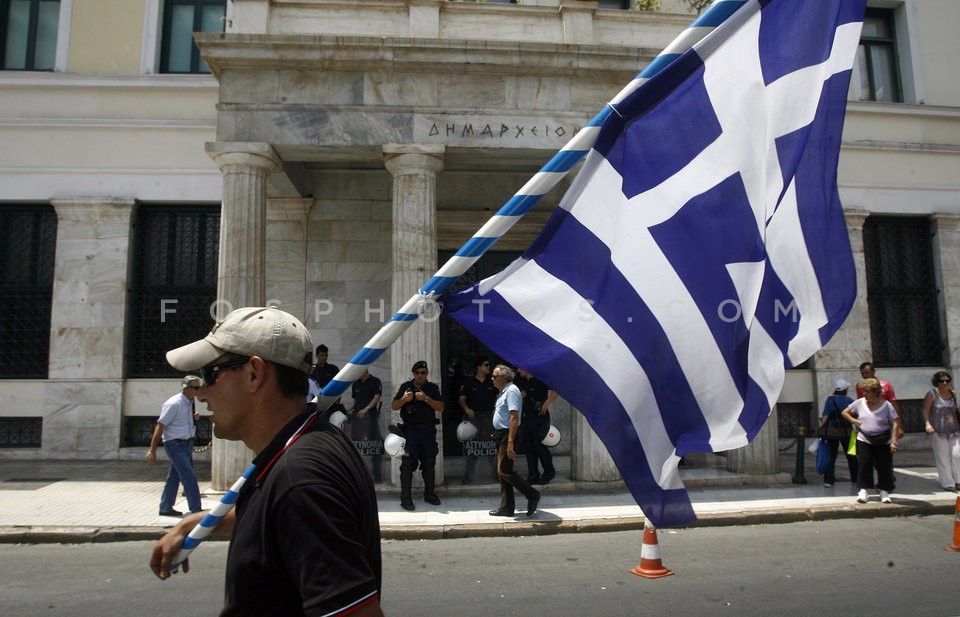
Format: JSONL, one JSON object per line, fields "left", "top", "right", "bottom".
{"left": 255, "top": 412, "right": 319, "bottom": 484}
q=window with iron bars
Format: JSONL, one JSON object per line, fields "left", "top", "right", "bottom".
{"left": 0, "top": 417, "right": 42, "bottom": 448}
{"left": 0, "top": 205, "right": 57, "bottom": 378}
{"left": 862, "top": 216, "right": 942, "bottom": 367}
{"left": 127, "top": 204, "right": 219, "bottom": 378}
{"left": 123, "top": 415, "right": 212, "bottom": 447}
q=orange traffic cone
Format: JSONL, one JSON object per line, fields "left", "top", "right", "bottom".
{"left": 946, "top": 496, "right": 960, "bottom": 553}
{"left": 629, "top": 520, "right": 675, "bottom": 578}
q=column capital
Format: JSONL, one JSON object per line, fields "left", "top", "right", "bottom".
{"left": 931, "top": 212, "right": 960, "bottom": 231}
{"left": 383, "top": 143, "right": 445, "bottom": 176}
{"left": 206, "top": 141, "right": 282, "bottom": 173}
{"left": 50, "top": 197, "right": 136, "bottom": 223}
{"left": 842, "top": 208, "right": 869, "bottom": 230}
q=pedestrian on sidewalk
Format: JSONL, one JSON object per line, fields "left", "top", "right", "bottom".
{"left": 921, "top": 370, "right": 960, "bottom": 492}
{"left": 857, "top": 362, "right": 904, "bottom": 440}
{"left": 817, "top": 379, "right": 856, "bottom": 488}
{"left": 842, "top": 377, "right": 901, "bottom": 504}
{"left": 148, "top": 306, "right": 383, "bottom": 617}
{"left": 489, "top": 365, "right": 540, "bottom": 518}
{"left": 145, "top": 375, "right": 203, "bottom": 517}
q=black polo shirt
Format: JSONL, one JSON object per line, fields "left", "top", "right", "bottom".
{"left": 515, "top": 375, "right": 549, "bottom": 416}
{"left": 351, "top": 374, "right": 382, "bottom": 414}
{"left": 393, "top": 379, "right": 442, "bottom": 427}
{"left": 311, "top": 363, "right": 340, "bottom": 389}
{"left": 223, "top": 408, "right": 381, "bottom": 617}
{"left": 459, "top": 376, "right": 497, "bottom": 414}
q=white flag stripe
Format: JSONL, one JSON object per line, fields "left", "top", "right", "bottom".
{"left": 565, "top": 160, "right": 749, "bottom": 449}
{"left": 495, "top": 259, "right": 684, "bottom": 490}
{"left": 764, "top": 180, "right": 831, "bottom": 361}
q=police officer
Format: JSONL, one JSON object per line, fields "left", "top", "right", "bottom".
{"left": 515, "top": 368, "right": 559, "bottom": 485}
{"left": 391, "top": 360, "right": 444, "bottom": 511}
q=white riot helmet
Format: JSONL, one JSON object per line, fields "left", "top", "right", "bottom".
{"left": 541, "top": 425, "right": 561, "bottom": 447}
{"left": 384, "top": 432, "right": 406, "bottom": 458}
{"left": 329, "top": 410, "right": 348, "bottom": 430}
{"left": 456, "top": 420, "right": 478, "bottom": 442}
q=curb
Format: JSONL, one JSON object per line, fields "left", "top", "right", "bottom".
{"left": 1, "top": 500, "right": 953, "bottom": 544}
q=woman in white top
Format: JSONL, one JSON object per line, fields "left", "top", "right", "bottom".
{"left": 921, "top": 370, "right": 959, "bottom": 492}
{"left": 841, "top": 377, "right": 901, "bottom": 504}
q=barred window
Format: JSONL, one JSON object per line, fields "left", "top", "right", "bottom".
{"left": 0, "top": 417, "right": 42, "bottom": 448}
{"left": 0, "top": 205, "right": 56, "bottom": 378}
{"left": 127, "top": 204, "right": 219, "bottom": 377}
{"left": 863, "top": 217, "right": 942, "bottom": 366}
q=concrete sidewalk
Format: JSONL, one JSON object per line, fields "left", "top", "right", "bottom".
{"left": 1, "top": 443, "right": 956, "bottom": 543}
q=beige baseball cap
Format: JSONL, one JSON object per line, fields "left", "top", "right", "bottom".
{"left": 166, "top": 306, "right": 313, "bottom": 374}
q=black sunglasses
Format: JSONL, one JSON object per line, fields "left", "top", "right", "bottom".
{"left": 201, "top": 357, "right": 250, "bottom": 386}
{"left": 939, "top": 378, "right": 952, "bottom": 384}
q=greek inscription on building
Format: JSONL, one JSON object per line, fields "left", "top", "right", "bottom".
{"left": 415, "top": 115, "right": 584, "bottom": 148}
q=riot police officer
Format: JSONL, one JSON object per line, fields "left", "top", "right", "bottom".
{"left": 391, "top": 360, "right": 444, "bottom": 511}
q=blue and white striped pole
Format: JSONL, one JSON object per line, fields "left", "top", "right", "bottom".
{"left": 171, "top": 0, "right": 746, "bottom": 567}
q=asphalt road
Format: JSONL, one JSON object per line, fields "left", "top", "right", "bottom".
{"left": 3, "top": 516, "right": 958, "bottom": 617}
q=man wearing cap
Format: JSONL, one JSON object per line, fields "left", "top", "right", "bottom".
{"left": 818, "top": 379, "right": 856, "bottom": 487}
{"left": 145, "top": 375, "right": 204, "bottom": 517}
{"left": 148, "top": 307, "right": 383, "bottom": 617}
{"left": 391, "top": 360, "right": 444, "bottom": 511}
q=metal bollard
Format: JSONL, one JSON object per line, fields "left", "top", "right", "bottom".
{"left": 792, "top": 425, "right": 808, "bottom": 484}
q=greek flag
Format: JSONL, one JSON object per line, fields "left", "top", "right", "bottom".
{"left": 443, "top": 0, "right": 865, "bottom": 528}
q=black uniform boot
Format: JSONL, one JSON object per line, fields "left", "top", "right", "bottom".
{"left": 400, "top": 467, "right": 415, "bottom": 511}
{"left": 422, "top": 464, "right": 441, "bottom": 506}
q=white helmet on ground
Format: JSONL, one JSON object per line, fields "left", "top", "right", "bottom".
{"left": 541, "top": 425, "right": 561, "bottom": 447}
{"left": 456, "top": 420, "right": 478, "bottom": 442}
{"left": 384, "top": 432, "right": 406, "bottom": 458}
{"left": 329, "top": 410, "right": 347, "bottom": 430}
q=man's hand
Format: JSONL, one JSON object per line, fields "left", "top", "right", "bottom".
{"left": 506, "top": 443, "right": 516, "bottom": 460}
{"left": 145, "top": 450, "right": 157, "bottom": 464}
{"left": 149, "top": 512, "right": 204, "bottom": 580}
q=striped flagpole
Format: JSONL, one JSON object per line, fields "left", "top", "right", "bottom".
{"left": 173, "top": 0, "right": 746, "bottom": 564}
{"left": 171, "top": 464, "right": 253, "bottom": 570}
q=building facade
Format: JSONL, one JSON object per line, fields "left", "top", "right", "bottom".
{"left": 1, "top": 1, "right": 958, "bottom": 488}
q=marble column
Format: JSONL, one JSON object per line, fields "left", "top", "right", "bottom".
{"left": 206, "top": 141, "right": 281, "bottom": 489}
{"left": 726, "top": 407, "right": 780, "bottom": 474}
{"left": 383, "top": 143, "right": 445, "bottom": 487}
{"left": 45, "top": 198, "right": 135, "bottom": 458}
{"left": 932, "top": 213, "right": 960, "bottom": 371}
{"left": 813, "top": 209, "right": 871, "bottom": 404}
{"left": 571, "top": 410, "right": 619, "bottom": 481}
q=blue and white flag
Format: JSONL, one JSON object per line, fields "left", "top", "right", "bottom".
{"left": 443, "top": 0, "right": 865, "bottom": 528}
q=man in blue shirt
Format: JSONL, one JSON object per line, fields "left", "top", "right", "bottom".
{"left": 489, "top": 365, "right": 540, "bottom": 518}
{"left": 146, "top": 375, "right": 203, "bottom": 516}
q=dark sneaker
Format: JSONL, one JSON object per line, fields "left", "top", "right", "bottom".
{"left": 159, "top": 509, "right": 183, "bottom": 517}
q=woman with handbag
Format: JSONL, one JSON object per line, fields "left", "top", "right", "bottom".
{"left": 841, "top": 377, "right": 901, "bottom": 504}
{"left": 817, "top": 379, "right": 856, "bottom": 487}
{"left": 922, "top": 370, "right": 960, "bottom": 492}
